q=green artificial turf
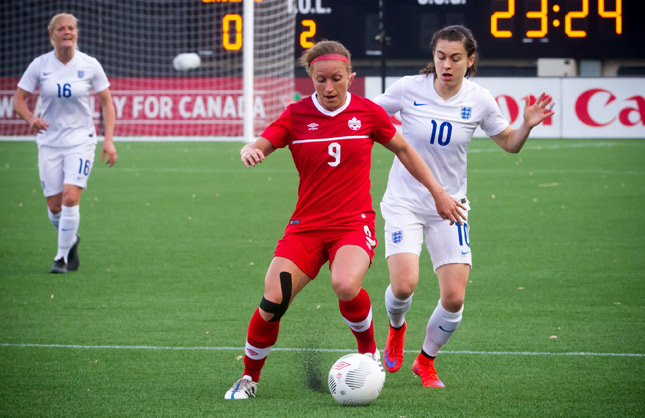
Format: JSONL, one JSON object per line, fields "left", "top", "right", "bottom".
{"left": 1, "top": 139, "right": 643, "bottom": 417}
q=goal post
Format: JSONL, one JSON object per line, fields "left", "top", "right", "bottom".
{"left": 244, "top": 0, "right": 255, "bottom": 143}
{"left": 0, "top": 0, "right": 296, "bottom": 140}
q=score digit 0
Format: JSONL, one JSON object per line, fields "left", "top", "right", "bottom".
{"left": 223, "top": 14, "right": 243, "bottom": 51}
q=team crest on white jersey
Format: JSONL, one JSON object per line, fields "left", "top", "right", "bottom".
{"left": 307, "top": 123, "right": 319, "bottom": 131}
{"left": 460, "top": 106, "right": 472, "bottom": 120}
{"left": 348, "top": 117, "right": 361, "bottom": 131}
{"left": 77, "top": 70, "right": 84, "bottom": 79}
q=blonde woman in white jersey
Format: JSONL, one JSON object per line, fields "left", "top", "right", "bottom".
{"left": 373, "top": 25, "right": 554, "bottom": 387}
{"left": 13, "top": 13, "right": 117, "bottom": 274}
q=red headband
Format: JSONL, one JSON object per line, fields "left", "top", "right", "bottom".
{"left": 311, "top": 54, "right": 350, "bottom": 64}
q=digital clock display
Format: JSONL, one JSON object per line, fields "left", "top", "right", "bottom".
{"left": 200, "top": 0, "right": 640, "bottom": 61}
{"left": 482, "top": 0, "right": 632, "bottom": 59}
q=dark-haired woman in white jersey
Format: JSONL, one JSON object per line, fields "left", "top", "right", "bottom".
{"left": 374, "top": 25, "right": 555, "bottom": 388}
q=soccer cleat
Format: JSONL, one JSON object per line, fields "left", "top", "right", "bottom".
{"left": 67, "top": 234, "right": 81, "bottom": 271}
{"left": 383, "top": 321, "right": 406, "bottom": 373}
{"left": 365, "top": 348, "right": 385, "bottom": 375}
{"left": 50, "top": 258, "right": 67, "bottom": 274}
{"left": 412, "top": 354, "right": 445, "bottom": 388}
{"left": 224, "top": 375, "right": 257, "bottom": 400}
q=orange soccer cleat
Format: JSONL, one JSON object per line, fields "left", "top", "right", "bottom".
{"left": 383, "top": 321, "right": 406, "bottom": 373}
{"left": 412, "top": 354, "right": 445, "bottom": 388}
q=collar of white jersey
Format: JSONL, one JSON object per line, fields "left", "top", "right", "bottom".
{"left": 311, "top": 92, "right": 352, "bottom": 117}
{"left": 51, "top": 49, "right": 80, "bottom": 67}
{"left": 430, "top": 72, "right": 468, "bottom": 103}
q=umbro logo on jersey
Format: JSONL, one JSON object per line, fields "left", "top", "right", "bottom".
{"left": 461, "top": 106, "right": 472, "bottom": 120}
{"left": 43, "top": 72, "right": 52, "bottom": 76}
{"left": 413, "top": 101, "right": 429, "bottom": 106}
{"left": 348, "top": 117, "right": 361, "bottom": 130}
{"left": 307, "top": 123, "right": 319, "bottom": 131}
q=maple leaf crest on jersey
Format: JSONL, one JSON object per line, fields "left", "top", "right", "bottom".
{"left": 348, "top": 117, "right": 361, "bottom": 130}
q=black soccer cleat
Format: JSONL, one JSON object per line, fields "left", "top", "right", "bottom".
{"left": 50, "top": 258, "right": 67, "bottom": 274}
{"left": 67, "top": 234, "right": 81, "bottom": 271}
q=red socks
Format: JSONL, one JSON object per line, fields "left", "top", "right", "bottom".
{"left": 243, "top": 308, "right": 280, "bottom": 382}
{"left": 338, "top": 288, "right": 376, "bottom": 354}
{"left": 241, "top": 288, "right": 376, "bottom": 382}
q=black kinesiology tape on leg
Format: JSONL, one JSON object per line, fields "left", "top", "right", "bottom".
{"left": 259, "top": 272, "right": 292, "bottom": 322}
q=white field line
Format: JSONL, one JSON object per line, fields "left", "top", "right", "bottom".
{"left": 468, "top": 141, "right": 625, "bottom": 153}
{"left": 2, "top": 166, "right": 643, "bottom": 176}
{"left": 0, "top": 343, "right": 642, "bottom": 357}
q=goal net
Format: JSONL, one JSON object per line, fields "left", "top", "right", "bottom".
{"left": 0, "top": 0, "right": 295, "bottom": 139}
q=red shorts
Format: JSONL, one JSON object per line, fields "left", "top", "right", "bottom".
{"left": 274, "top": 225, "right": 377, "bottom": 279}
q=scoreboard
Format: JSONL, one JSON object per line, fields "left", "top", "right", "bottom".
{"left": 202, "top": 0, "right": 641, "bottom": 61}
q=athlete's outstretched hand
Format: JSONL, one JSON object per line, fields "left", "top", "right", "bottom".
{"left": 433, "top": 189, "right": 467, "bottom": 226}
{"left": 101, "top": 141, "right": 118, "bottom": 167}
{"left": 27, "top": 115, "right": 49, "bottom": 134}
{"left": 241, "top": 144, "right": 266, "bottom": 168}
{"left": 523, "top": 92, "right": 555, "bottom": 128}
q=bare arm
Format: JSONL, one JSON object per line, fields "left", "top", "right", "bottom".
{"left": 240, "top": 136, "right": 276, "bottom": 168}
{"left": 383, "top": 131, "right": 467, "bottom": 225}
{"left": 97, "top": 88, "right": 117, "bottom": 167}
{"left": 13, "top": 88, "right": 48, "bottom": 133}
{"left": 491, "top": 92, "right": 555, "bottom": 153}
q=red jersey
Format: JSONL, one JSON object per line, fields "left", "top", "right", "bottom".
{"left": 261, "top": 93, "right": 396, "bottom": 233}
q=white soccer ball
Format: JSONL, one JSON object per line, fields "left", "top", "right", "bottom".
{"left": 328, "top": 353, "right": 385, "bottom": 406}
{"left": 172, "top": 53, "right": 201, "bottom": 71}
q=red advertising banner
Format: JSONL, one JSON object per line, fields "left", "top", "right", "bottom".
{"left": 0, "top": 77, "right": 366, "bottom": 137}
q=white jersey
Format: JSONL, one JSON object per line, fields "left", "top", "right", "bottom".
{"left": 374, "top": 74, "right": 508, "bottom": 213}
{"left": 17, "top": 50, "right": 110, "bottom": 148}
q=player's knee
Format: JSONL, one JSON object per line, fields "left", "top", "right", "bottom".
{"left": 441, "top": 296, "right": 464, "bottom": 313}
{"left": 62, "top": 195, "right": 81, "bottom": 207}
{"left": 48, "top": 203, "right": 62, "bottom": 214}
{"left": 332, "top": 280, "right": 360, "bottom": 301}
{"left": 259, "top": 272, "right": 292, "bottom": 322}
{"left": 391, "top": 280, "right": 416, "bottom": 299}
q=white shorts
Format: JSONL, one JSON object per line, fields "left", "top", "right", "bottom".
{"left": 38, "top": 142, "right": 96, "bottom": 197}
{"left": 381, "top": 200, "right": 472, "bottom": 272}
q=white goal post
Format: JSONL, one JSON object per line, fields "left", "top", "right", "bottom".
{"left": 0, "top": 0, "right": 296, "bottom": 140}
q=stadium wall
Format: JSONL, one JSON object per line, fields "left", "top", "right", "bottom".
{"left": 1, "top": 77, "right": 643, "bottom": 140}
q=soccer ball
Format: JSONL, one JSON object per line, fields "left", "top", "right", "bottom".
{"left": 328, "top": 353, "right": 385, "bottom": 406}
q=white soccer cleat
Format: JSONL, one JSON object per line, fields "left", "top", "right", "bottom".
{"left": 224, "top": 375, "right": 257, "bottom": 400}
{"left": 365, "top": 349, "right": 385, "bottom": 375}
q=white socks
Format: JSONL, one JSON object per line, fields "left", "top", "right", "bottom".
{"left": 423, "top": 299, "right": 463, "bottom": 357}
{"left": 384, "top": 284, "right": 413, "bottom": 329}
{"left": 48, "top": 208, "right": 61, "bottom": 230}
{"left": 54, "top": 205, "right": 79, "bottom": 262}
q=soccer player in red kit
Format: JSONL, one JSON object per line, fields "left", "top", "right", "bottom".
{"left": 225, "top": 40, "right": 463, "bottom": 400}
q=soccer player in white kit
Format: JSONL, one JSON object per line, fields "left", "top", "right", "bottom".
{"left": 13, "top": 13, "right": 117, "bottom": 274}
{"left": 373, "top": 25, "right": 555, "bottom": 387}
